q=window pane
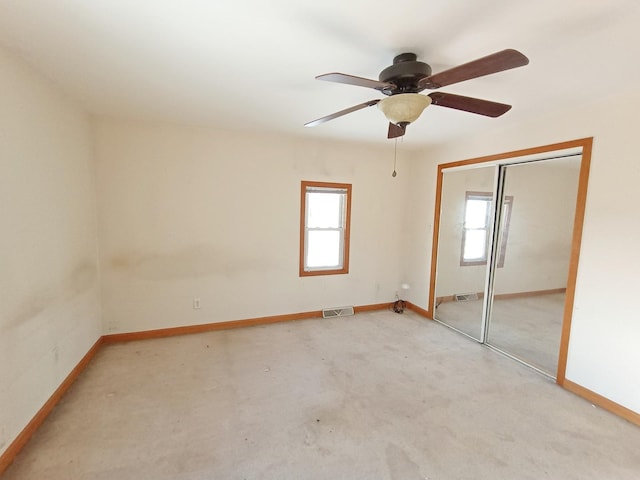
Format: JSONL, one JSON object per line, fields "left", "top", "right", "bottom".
{"left": 465, "top": 199, "right": 489, "bottom": 229}
{"left": 307, "top": 230, "right": 341, "bottom": 268}
{"left": 307, "top": 192, "right": 342, "bottom": 228}
{"left": 300, "top": 181, "right": 351, "bottom": 276}
{"left": 464, "top": 229, "right": 486, "bottom": 261}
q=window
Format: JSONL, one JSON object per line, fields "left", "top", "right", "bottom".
{"left": 460, "top": 192, "right": 513, "bottom": 267}
{"left": 300, "top": 181, "right": 351, "bottom": 276}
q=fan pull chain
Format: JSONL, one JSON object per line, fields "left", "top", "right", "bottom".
{"left": 392, "top": 138, "right": 398, "bottom": 177}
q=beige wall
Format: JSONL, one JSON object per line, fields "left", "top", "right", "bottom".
{"left": 0, "top": 49, "right": 101, "bottom": 455}
{"left": 405, "top": 87, "right": 640, "bottom": 414}
{"left": 93, "top": 120, "right": 412, "bottom": 334}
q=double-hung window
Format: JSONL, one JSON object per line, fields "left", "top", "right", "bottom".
{"left": 300, "top": 181, "right": 351, "bottom": 276}
{"left": 460, "top": 191, "right": 513, "bottom": 267}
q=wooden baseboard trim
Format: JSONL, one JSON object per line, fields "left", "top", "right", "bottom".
{"left": 354, "top": 303, "right": 392, "bottom": 313}
{"left": 494, "top": 287, "right": 566, "bottom": 301}
{"left": 406, "top": 302, "right": 431, "bottom": 319}
{"left": 0, "top": 337, "right": 104, "bottom": 475}
{"left": 102, "top": 303, "right": 392, "bottom": 344}
{"left": 436, "top": 287, "right": 566, "bottom": 304}
{"left": 562, "top": 379, "right": 640, "bottom": 426}
{"left": 103, "top": 311, "right": 323, "bottom": 343}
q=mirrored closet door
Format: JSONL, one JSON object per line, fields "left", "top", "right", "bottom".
{"left": 431, "top": 142, "right": 589, "bottom": 380}
{"left": 486, "top": 157, "right": 581, "bottom": 376}
{"left": 434, "top": 165, "right": 497, "bottom": 341}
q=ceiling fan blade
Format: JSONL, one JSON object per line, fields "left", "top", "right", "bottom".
{"left": 428, "top": 92, "right": 511, "bottom": 117}
{"left": 317, "top": 73, "right": 397, "bottom": 93}
{"left": 419, "top": 49, "right": 529, "bottom": 89}
{"left": 387, "top": 122, "right": 406, "bottom": 139}
{"left": 305, "top": 99, "right": 381, "bottom": 127}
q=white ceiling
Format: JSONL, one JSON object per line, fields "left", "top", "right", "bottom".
{"left": 1, "top": 0, "right": 639, "bottom": 146}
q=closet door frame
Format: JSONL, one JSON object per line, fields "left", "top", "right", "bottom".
{"left": 428, "top": 138, "right": 593, "bottom": 384}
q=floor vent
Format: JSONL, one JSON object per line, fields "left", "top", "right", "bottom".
{"left": 322, "top": 306, "right": 355, "bottom": 318}
{"left": 454, "top": 293, "right": 478, "bottom": 302}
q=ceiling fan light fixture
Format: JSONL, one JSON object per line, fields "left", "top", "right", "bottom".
{"left": 378, "top": 93, "right": 432, "bottom": 125}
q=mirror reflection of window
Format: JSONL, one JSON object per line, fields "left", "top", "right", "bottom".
{"left": 460, "top": 192, "right": 513, "bottom": 267}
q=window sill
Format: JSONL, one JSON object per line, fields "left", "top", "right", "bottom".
{"left": 300, "top": 267, "right": 349, "bottom": 277}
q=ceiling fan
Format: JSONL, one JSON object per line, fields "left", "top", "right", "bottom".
{"left": 305, "top": 49, "right": 529, "bottom": 139}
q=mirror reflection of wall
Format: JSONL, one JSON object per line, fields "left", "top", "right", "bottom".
{"left": 434, "top": 166, "right": 496, "bottom": 340}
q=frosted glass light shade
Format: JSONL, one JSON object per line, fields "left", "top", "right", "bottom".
{"left": 378, "top": 93, "right": 432, "bottom": 124}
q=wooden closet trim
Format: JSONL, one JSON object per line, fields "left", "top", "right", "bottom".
{"left": 428, "top": 137, "right": 593, "bottom": 386}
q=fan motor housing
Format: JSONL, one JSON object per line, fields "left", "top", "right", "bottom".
{"left": 379, "top": 53, "right": 432, "bottom": 95}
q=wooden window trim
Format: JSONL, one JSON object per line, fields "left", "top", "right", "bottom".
{"left": 299, "top": 181, "right": 352, "bottom": 277}
{"left": 496, "top": 195, "right": 514, "bottom": 268}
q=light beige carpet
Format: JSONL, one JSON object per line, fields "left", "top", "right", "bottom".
{"left": 4, "top": 310, "right": 639, "bottom": 479}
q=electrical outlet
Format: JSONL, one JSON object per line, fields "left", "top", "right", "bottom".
{"left": 193, "top": 298, "right": 201, "bottom": 309}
